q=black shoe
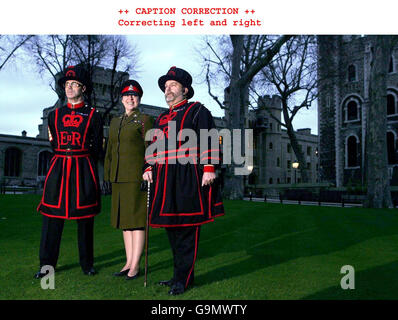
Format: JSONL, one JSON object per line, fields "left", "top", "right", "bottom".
{"left": 83, "top": 267, "right": 97, "bottom": 276}
{"left": 168, "top": 282, "right": 185, "bottom": 296}
{"left": 34, "top": 270, "right": 47, "bottom": 279}
{"left": 158, "top": 279, "right": 174, "bottom": 287}
{"left": 113, "top": 269, "right": 130, "bottom": 277}
{"left": 33, "top": 267, "right": 53, "bottom": 279}
{"left": 125, "top": 270, "right": 140, "bottom": 280}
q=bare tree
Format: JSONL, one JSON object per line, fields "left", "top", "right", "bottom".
{"left": 101, "top": 36, "right": 139, "bottom": 121}
{"left": 257, "top": 35, "right": 318, "bottom": 183}
{"left": 25, "top": 35, "right": 139, "bottom": 118}
{"left": 0, "top": 35, "right": 34, "bottom": 71}
{"left": 201, "top": 35, "right": 292, "bottom": 199}
{"left": 69, "top": 35, "right": 109, "bottom": 105}
{"left": 25, "top": 35, "right": 74, "bottom": 98}
{"left": 364, "top": 35, "right": 398, "bottom": 208}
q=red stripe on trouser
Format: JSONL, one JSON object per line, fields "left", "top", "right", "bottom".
{"left": 185, "top": 226, "right": 199, "bottom": 288}
{"left": 65, "top": 157, "right": 72, "bottom": 219}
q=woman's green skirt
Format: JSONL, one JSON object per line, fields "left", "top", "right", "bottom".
{"left": 111, "top": 182, "right": 147, "bottom": 229}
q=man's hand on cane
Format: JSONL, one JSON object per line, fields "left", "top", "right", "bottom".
{"left": 143, "top": 171, "right": 153, "bottom": 183}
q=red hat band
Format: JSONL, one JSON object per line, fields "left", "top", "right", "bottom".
{"left": 65, "top": 70, "right": 76, "bottom": 77}
{"left": 121, "top": 85, "right": 141, "bottom": 95}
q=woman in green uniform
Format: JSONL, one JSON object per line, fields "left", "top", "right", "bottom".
{"left": 104, "top": 80, "right": 153, "bottom": 279}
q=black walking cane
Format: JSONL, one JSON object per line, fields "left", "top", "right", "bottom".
{"left": 144, "top": 181, "right": 151, "bottom": 287}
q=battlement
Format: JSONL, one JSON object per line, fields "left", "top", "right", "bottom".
{"left": 258, "top": 95, "right": 282, "bottom": 110}
{"left": 297, "top": 128, "right": 312, "bottom": 135}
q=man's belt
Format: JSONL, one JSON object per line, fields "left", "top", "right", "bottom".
{"left": 54, "top": 149, "right": 90, "bottom": 157}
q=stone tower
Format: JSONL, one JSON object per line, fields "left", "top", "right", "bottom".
{"left": 317, "top": 35, "right": 398, "bottom": 187}
{"left": 256, "top": 95, "right": 283, "bottom": 185}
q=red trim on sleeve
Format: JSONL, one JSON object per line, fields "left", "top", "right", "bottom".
{"left": 204, "top": 165, "right": 215, "bottom": 173}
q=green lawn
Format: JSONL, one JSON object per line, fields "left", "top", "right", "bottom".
{"left": 1, "top": 194, "right": 398, "bottom": 300}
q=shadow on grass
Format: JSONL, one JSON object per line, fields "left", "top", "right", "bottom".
{"left": 56, "top": 249, "right": 127, "bottom": 272}
{"left": 5, "top": 196, "right": 398, "bottom": 299}
{"left": 302, "top": 260, "right": 398, "bottom": 300}
{"left": 57, "top": 231, "right": 173, "bottom": 273}
{"left": 195, "top": 201, "right": 398, "bottom": 288}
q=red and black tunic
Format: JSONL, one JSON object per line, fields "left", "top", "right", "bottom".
{"left": 144, "top": 100, "right": 225, "bottom": 227}
{"left": 37, "top": 102, "right": 103, "bottom": 219}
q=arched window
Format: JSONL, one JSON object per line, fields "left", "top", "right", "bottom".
{"left": 248, "top": 172, "right": 255, "bottom": 185}
{"left": 389, "top": 56, "right": 394, "bottom": 73}
{"left": 387, "top": 93, "right": 397, "bottom": 115}
{"left": 387, "top": 131, "right": 397, "bottom": 165}
{"left": 269, "top": 178, "right": 273, "bottom": 184}
{"left": 347, "top": 101, "right": 358, "bottom": 121}
{"left": 38, "top": 150, "right": 53, "bottom": 176}
{"left": 348, "top": 65, "right": 356, "bottom": 82}
{"left": 343, "top": 97, "right": 361, "bottom": 122}
{"left": 269, "top": 142, "right": 273, "bottom": 150}
{"left": 4, "top": 147, "right": 22, "bottom": 177}
{"left": 346, "top": 136, "right": 359, "bottom": 167}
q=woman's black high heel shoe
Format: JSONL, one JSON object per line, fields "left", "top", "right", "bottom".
{"left": 125, "top": 270, "right": 140, "bottom": 280}
{"left": 113, "top": 269, "right": 130, "bottom": 277}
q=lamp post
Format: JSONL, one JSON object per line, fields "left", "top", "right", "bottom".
{"left": 292, "top": 161, "right": 299, "bottom": 184}
{"left": 247, "top": 165, "right": 254, "bottom": 199}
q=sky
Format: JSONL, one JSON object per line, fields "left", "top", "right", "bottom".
{"left": 0, "top": 35, "right": 318, "bottom": 138}
{"left": 4, "top": 0, "right": 395, "bottom": 138}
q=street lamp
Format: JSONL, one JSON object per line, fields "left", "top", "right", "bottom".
{"left": 246, "top": 165, "right": 255, "bottom": 200}
{"left": 292, "top": 161, "right": 299, "bottom": 184}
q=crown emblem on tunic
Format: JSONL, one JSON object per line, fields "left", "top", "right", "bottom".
{"left": 62, "top": 114, "right": 83, "bottom": 127}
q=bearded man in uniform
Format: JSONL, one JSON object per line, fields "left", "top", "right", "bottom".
{"left": 143, "top": 66, "right": 224, "bottom": 295}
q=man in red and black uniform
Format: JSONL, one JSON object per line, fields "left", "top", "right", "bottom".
{"left": 34, "top": 65, "right": 103, "bottom": 278}
{"left": 143, "top": 66, "right": 224, "bottom": 295}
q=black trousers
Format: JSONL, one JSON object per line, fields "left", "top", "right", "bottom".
{"left": 39, "top": 215, "right": 94, "bottom": 272}
{"left": 166, "top": 226, "right": 201, "bottom": 288}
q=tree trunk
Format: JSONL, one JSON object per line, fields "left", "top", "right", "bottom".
{"left": 220, "top": 35, "right": 292, "bottom": 199}
{"left": 286, "top": 126, "right": 310, "bottom": 183}
{"left": 281, "top": 98, "right": 310, "bottom": 183}
{"left": 222, "top": 35, "right": 245, "bottom": 200}
{"left": 365, "top": 36, "right": 392, "bottom": 208}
